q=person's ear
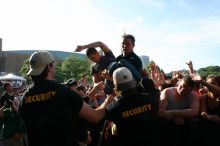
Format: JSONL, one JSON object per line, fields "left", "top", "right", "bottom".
{"left": 48, "top": 64, "right": 54, "bottom": 72}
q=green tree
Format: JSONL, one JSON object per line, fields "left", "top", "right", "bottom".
{"left": 19, "top": 55, "right": 92, "bottom": 84}
{"left": 19, "top": 59, "right": 32, "bottom": 84}
{"left": 198, "top": 66, "right": 220, "bottom": 78}
{"left": 61, "top": 55, "right": 92, "bottom": 83}
{"left": 54, "top": 63, "right": 65, "bottom": 83}
{"left": 19, "top": 59, "right": 65, "bottom": 84}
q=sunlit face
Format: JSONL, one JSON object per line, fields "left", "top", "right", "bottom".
{"left": 121, "top": 38, "right": 134, "bottom": 56}
{"left": 177, "top": 80, "right": 192, "bottom": 96}
{"left": 88, "top": 52, "right": 100, "bottom": 63}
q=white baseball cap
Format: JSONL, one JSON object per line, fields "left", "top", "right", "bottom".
{"left": 113, "top": 67, "right": 136, "bottom": 92}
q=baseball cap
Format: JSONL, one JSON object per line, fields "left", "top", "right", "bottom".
{"left": 27, "top": 51, "right": 55, "bottom": 76}
{"left": 113, "top": 67, "right": 136, "bottom": 92}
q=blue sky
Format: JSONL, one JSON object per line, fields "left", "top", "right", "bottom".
{"left": 1, "top": 0, "right": 220, "bottom": 73}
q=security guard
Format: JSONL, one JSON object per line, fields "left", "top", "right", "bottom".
{"left": 105, "top": 67, "right": 159, "bottom": 146}
{"left": 18, "top": 51, "right": 108, "bottom": 146}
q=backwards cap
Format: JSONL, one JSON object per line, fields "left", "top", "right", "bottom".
{"left": 27, "top": 51, "right": 55, "bottom": 76}
{"left": 113, "top": 67, "right": 136, "bottom": 92}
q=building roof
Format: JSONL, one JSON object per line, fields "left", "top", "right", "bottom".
{"left": 3, "top": 50, "right": 86, "bottom": 60}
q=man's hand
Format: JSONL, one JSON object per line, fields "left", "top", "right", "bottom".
{"left": 74, "top": 45, "right": 84, "bottom": 52}
{"left": 186, "top": 60, "right": 193, "bottom": 69}
{"left": 190, "top": 73, "right": 203, "bottom": 83}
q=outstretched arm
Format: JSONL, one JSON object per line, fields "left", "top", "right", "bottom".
{"left": 191, "top": 73, "right": 220, "bottom": 96}
{"left": 78, "top": 95, "right": 113, "bottom": 123}
{"left": 75, "top": 41, "right": 111, "bottom": 53}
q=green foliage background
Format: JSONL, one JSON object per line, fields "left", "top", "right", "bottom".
{"left": 19, "top": 55, "right": 92, "bottom": 84}
{"left": 197, "top": 66, "right": 220, "bottom": 78}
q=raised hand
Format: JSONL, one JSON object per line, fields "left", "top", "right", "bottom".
{"left": 74, "top": 45, "right": 84, "bottom": 52}
{"left": 190, "top": 73, "right": 202, "bottom": 81}
{"left": 186, "top": 60, "right": 193, "bottom": 69}
{"left": 186, "top": 60, "right": 194, "bottom": 74}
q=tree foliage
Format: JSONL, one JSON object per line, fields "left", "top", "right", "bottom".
{"left": 55, "top": 63, "right": 65, "bottom": 83}
{"left": 19, "top": 59, "right": 32, "bottom": 84}
{"left": 198, "top": 66, "right": 220, "bottom": 78}
{"left": 61, "top": 55, "right": 92, "bottom": 83}
{"left": 19, "top": 55, "right": 92, "bottom": 84}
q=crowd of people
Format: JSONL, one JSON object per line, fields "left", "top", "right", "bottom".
{"left": 0, "top": 34, "right": 220, "bottom": 146}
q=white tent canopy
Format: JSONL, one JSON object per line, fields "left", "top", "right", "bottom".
{"left": 0, "top": 73, "right": 26, "bottom": 81}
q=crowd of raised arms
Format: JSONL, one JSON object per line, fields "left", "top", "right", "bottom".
{"left": 0, "top": 34, "right": 220, "bottom": 146}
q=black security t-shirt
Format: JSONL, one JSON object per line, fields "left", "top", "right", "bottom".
{"left": 106, "top": 92, "right": 158, "bottom": 146}
{"left": 19, "top": 80, "right": 83, "bottom": 146}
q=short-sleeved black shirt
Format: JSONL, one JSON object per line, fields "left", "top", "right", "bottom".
{"left": 106, "top": 91, "right": 158, "bottom": 146}
{"left": 91, "top": 51, "right": 115, "bottom": 75}
{"left": 116, "top": 52, "right": 143, "bottom": 73}
{"left": 19, "top": 80, "right": 84, "bottom": 146}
